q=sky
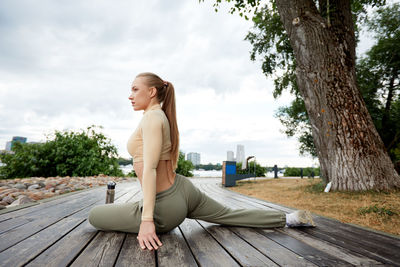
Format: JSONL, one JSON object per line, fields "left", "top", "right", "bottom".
{"left": 0, "top": 0, "right": 377, "bottom": 167}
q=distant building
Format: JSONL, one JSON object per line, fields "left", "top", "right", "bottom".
{"left": 5, "top": 141, "right": 12, "bottom": 151}
{"left": 187, "top": 152, "right": 201, "bottom": 166}
{"left": 236, "top": 144, "right": 245, "bottom": 167}
{"left": 5, "top": 136, "right": 27, "bottom": 151}
{"left": 227, "top": 151, "right": 234, "bottom": 161}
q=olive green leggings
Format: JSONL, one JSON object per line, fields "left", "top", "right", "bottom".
{"left": 88, "top": 174, "right": 286, "bottom": 233}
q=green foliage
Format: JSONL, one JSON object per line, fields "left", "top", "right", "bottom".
{"left": 304, "top": 180, "right": 327, "bottom": 193}
{"left": 0, "top": 125, "right": 124, "bottom": 179}
{"left": 236, "top": 161, "right": 266, "bottom": 177}
{"left": 284, "top": 167, "right": 320, "bottom": 177}
{"left": 117, "top": 157, "right": 132, "bottom": 166}
{"left": 358, "top": 205, "right": 397, "bottom": 216}
{"left": 176, "top": 151, "right": 194, "bottom": 177}
{"left": 125, "top": 169, "right": 137, "bottom": 177}
{"left": 195, "top": 163, "right": 222, "bottom": 170}
{"left": 356, "top": 3, "right": 400, "bottom": 168}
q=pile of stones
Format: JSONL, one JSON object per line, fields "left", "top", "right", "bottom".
{"left": 0, "top": 175, "right": 133, "bottom": 210}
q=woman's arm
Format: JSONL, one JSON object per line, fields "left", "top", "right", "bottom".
{"left": 138, "top": 111, "right": 163, "bottom": 250}
{"left": 141, "top": 111, "right": 163, "bottom": 221}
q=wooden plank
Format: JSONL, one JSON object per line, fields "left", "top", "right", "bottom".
{"left": 0, "top": 217, "right": 33, "bottom": 234}
{"left": 313, "top": 216, "right": 400, "bottom": 249}
{"left": 157, "top": 227, "right": 198, "bottom": 267}
{"left": 231, "top": 226, "right": 318, "bottom": 267}
{"left": 70, "top": 231, "right": 125, "bottom": 267}
{"left": 26, "top": 220, "right": 98, "bottom": 267}
{"left": 0, "top": 215, "right": 67, "bottom": 252}
{"left": 278, "top": 227, "right": 383, "bottom": 266}
{"left": 179, "top": 218, "right": 239, "bottom": 267}
{"left": 0, "top": 217, "right": 84, "bottom": 266}
{"left": 299, "top": 227, "right": 400, "bottom": 266}
{"left": 0, "top": 186, "right": 105, "bottom": 222}
{"left": 0, "top": 187, "right": 131, "bottom": 251}
{"left": 259, "top": 230, "right": 353, "bottom": 266}
{"left": 204, "top": 182, "right": 400, "bottom": 265}
{"left": 0, "top": 181, "right": 139, "bottom": 221}
{"left": 26, "top": 187, "right": 141, "bottom": 266}
{"left": 114, "top": 233, "right": 155, "bottom": 267}
{"left": 197, "top": 220, "right": 279, "bottom": 266}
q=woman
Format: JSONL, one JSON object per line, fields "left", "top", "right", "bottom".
{"left": 88, "top": 72, "right": 315, "bottom": 251}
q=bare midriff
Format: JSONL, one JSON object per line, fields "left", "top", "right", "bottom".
{"left": 134, "top": 159, "right": 176, "bottom": 193}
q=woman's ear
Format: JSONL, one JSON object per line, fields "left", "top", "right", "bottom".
{"left": 148, "top": 86, "right": 157, "bottom": 98}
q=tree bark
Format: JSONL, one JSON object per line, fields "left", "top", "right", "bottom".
{"left": 275, "top": 0, "right": 400, "bottom": 190}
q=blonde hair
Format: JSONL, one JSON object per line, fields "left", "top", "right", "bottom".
{"left": 136, "top": 72, "right": 179, "bottom": 170}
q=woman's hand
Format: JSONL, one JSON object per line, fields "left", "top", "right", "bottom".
{"left": 137, "top": 221, "right": 163, "bottom": 250}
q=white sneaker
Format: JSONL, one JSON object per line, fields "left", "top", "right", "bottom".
{"left": 286, "top": 210, "right": 315, "bottom": 227}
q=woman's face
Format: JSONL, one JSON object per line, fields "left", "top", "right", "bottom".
{"left": 129, "top": 77, "right": 153, "bottom": 111}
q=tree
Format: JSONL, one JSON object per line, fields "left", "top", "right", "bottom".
{"left": 176, "top": 151, "right": 195, "bottom": 177}
{"left": 0, "top": 125, "right": 123, "bottom": 179}
{"left": 275, "top": 3, "right": 400, "bottom": 174}
{"left": 206, "top": 0, "right": 400, "bottom": 190}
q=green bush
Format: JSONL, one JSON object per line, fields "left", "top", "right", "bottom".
{"left": 176, "top": 151, "right": 194, "bottom": 177}
{"left": 0, "top": 125, "right": 124, "bottom": 179}
{"left": 236, "top": 162, "right": 266, "bottom": 177}
{"left": 284, "top": 167, "right": 320, "bottom": 177}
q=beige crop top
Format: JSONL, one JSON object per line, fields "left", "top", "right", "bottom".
{"left": 127, "top": 103, "right": 172, "bottom": 221}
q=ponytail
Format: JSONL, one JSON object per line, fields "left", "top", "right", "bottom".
{"left": 162, "top": 82, "right": 179, "bottom": 171}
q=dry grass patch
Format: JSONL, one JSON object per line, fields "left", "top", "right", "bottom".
{"left": 229, "top": 178, "right": 400, "bottom": 236}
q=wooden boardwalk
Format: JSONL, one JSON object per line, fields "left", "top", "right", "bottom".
{"left": 0, "top": 177, "right": 399, "bottom": 266}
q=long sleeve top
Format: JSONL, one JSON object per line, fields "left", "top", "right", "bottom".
{"left": 126, "top": 103, "right": 172, "bottom": 221}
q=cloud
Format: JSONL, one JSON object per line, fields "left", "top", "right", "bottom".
{"left": 0, "top": 0, "right": 318, "bottom": 167}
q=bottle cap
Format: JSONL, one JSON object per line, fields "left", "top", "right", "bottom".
{"left": 107, "top": 181, "right": 116, "bottom": 189}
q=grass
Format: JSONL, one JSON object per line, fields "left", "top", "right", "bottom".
{"left": 228, "top": 178, "right": 400, "bottom": 236}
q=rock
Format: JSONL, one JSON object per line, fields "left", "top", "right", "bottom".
{"left": 56, "top": 184, "right": 67, "bottom": 189}
{"left": 27, "top": 184, "right": 40, "bottom": 190}
{"left": 14, "top": 183, "right": 27, "bottom": 190}
{"left": 43, "top": 192, "right": 55, "bottom": 198}
{"left": 0, "top": 188, "right": 18, "bottom": 196}
{"left": 0, "top": 201, "right": 8, "bottom": 206}
{"left": 0, "top": 204, "right": 6, "bottom": 210}
{"left": 2, "top": 195, "right": 15, "bottom": 204}
{"left": 45, "top": 183, "right": 56, "bottom": 190}
{"left": 8, "top": 196, "right": 34, "bottom": 207}
{"left": 9, "top": 192, "right": 24, "bottom": 198}
{"left": 37, "top": 182, "right": 46, "bottom": 188}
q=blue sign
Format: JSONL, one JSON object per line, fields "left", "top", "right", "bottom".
{"left": 226, "top": 164, "right": 236, "bottom": 175}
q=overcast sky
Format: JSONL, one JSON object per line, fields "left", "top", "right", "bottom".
{"left": 0, "top": 0, "right": 377, "bottom": 167}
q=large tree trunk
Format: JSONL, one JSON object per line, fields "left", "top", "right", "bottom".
{"left": 275, "top": 0, "right": 400, "bottom": 190}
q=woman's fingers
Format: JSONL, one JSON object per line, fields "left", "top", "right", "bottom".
{"left": 138, "top": 235, "right": 162, "bottom": 250}
{"left": 138, "top": 237, "right": 146, "bottom": 250}
{"left": 149, "top": 237, "right": 159, "bottom": 250}
{"left": 144, "top": 239, "right": 153, "bottom": 250}
{"left": 153, "top": 234, "right": 163, "bottom": 246}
